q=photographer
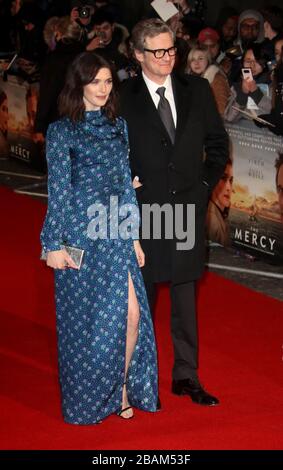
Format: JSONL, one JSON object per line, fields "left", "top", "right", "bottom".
{"left": 86, "top": 8, "right": 129, "bottom": 77}
{"left": 70, "top": 0, "right": 96, "bottom": 42}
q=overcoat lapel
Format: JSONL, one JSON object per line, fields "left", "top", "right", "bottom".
{"left": 172, "top": 74, "right": 193, "bottom": 142}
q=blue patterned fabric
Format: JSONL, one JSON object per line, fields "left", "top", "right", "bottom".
{"left": 41, "top": 110, "right": 158, "bottom": 424}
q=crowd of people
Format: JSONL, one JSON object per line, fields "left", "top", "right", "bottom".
{"left": 1, "top": 1, "right": 283, "bottom": 135}
{"left": 1, "top": 0, "right": 283, "bottom": 426}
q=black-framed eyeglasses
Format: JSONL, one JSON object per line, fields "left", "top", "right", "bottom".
{"left": 143, "top": 46, "right": 177, "bottom": 59}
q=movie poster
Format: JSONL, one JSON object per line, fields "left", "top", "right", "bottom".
{"left": 226, "top": 119, "right": 283, "bottom": 263}
{"left": 0, "top": 74, "right": 44, "bottom": 171}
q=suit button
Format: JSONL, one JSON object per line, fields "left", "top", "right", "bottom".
{"left": 161, "top": 139, "right": 168, "bottom": 147}
{"left": 168, "top": 162, "right": 175, "bottom": 170}
{"left": 170, "top": 189, "right": 177, "bottom": 195}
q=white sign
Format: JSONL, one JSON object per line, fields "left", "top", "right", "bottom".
{"left": 151, "top": 0, "right": 179, "bottom": 22}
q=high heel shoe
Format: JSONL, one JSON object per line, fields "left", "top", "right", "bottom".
{"left": 117, "top": 382, "right": 134, "bottom": 419}
{"left": 117, "top": 405, "right": 134, "bottom": 419}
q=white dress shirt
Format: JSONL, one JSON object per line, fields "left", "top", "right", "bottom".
{"left": 142, "top": 72, "right": 177, "bottom": 127}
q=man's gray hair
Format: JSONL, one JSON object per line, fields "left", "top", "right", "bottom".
{"left": 131, "top": 18, "right": 175, "bottom": 52}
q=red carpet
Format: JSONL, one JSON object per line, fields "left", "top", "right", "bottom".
{"left": 0, "top": 186, "right": 283, "bottom": 450}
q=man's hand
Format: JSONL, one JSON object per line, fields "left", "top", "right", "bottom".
{"left": 86, "top": 36, "right": 102, "bottom": 51}
{"left": 132, "top": 176, "right": 143, "bottom": 189}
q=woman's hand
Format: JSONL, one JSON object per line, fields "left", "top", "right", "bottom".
{"left": 134, "top": 240, "right": 145, "bottom": 267}
{"left": 46, "top": 249, "right": 78, "bottom": 270}
{"left": 242, "top": 78, "right": 257, "bottom": 94}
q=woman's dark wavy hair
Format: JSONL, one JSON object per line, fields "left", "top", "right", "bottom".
{"left": 58, "top": 52, "right": 118, "bottom": 122}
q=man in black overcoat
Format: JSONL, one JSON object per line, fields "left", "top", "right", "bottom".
{"left": 120, "top": 18, "right": 229, "bottom": 406}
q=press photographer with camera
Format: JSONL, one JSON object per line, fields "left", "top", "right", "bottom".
{"left": 85, "top": 9, "right": 129, "bottom": 78}
{"left": 70, "top": 0, "right": 96, "bottom": 40}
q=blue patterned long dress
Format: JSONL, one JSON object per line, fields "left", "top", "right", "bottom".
{"left": 40, "top": 110, "right": 158, "bottom": 424}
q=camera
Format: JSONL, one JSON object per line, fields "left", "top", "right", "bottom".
{"left": 78, "top": 6, "right": 91, "bottom": 19}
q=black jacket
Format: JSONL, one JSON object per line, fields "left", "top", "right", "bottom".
{"left": 119, "top": 73, "right": 229, "bottom": 283}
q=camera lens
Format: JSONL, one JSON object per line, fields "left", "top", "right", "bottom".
{"left": 79, "top": 6, "right": 90, "bottom": 19}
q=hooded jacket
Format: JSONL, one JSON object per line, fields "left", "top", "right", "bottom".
{"left": 235, "top": 9, "right": 265, "bottom": 51}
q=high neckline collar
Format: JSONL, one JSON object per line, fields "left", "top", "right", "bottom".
{"left": 84, "top": 109, "right": 106, "bottom": 123}
{"left": 85, "top": 109, "right": 102, "bottom": 117}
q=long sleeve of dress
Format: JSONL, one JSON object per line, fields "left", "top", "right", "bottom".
{"left": 40, "top": 121, "right": 72, "bottom": 252}
{"left": 120, "top": 119, "right": 139, "bottom": 207}
{"left": 120, "top": 118, "right": 140, "bottom": 239}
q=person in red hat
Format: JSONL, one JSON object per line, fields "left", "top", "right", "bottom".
{"left": 198, "top": 27, "right": 221, "bottom": 62}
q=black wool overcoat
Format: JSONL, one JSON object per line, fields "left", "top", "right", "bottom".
{"left": 119, "top": 73, "right": 229, "bottom": 283}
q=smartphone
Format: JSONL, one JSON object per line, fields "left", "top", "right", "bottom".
{"left": 242, "top": 67, "right": 253, "bottom": 81}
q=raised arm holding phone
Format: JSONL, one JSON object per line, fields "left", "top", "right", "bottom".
{"left": 224, "top": 43, "right": 272, "bottom": 122}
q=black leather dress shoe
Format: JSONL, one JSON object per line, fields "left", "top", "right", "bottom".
{"left": 172, "top": 378, "right": 219, "bottom": 406}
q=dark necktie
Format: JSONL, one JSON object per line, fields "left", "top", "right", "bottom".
{"left": 156, "top": 86, "right": 175, "bottom": 144}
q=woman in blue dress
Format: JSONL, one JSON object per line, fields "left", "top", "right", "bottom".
{"left": 40, "top": 52, "right": 158, "bottom": 424}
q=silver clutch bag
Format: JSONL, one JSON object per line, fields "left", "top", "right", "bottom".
{"left": 41, "top": 245, "right": 85, "bottom": 269}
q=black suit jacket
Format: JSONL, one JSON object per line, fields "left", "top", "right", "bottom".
{"left": 120, "top": 73, "right": 229, "bottom": 283}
